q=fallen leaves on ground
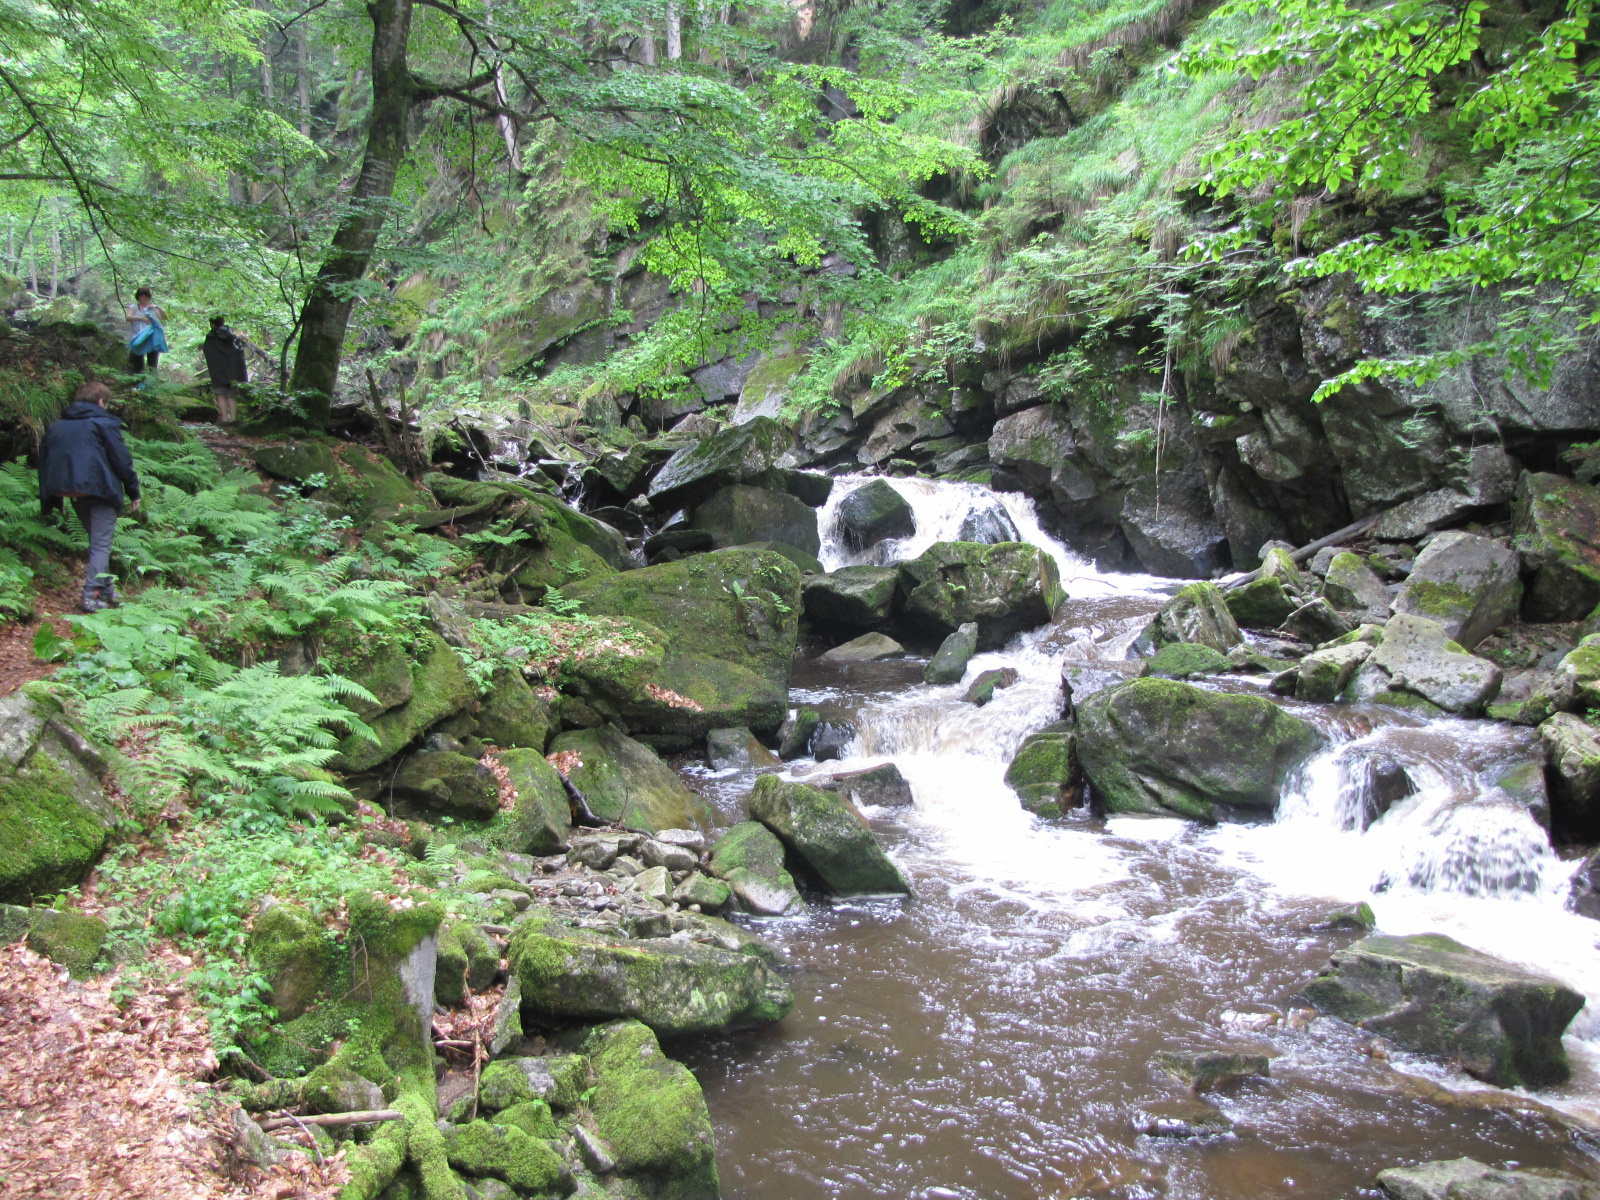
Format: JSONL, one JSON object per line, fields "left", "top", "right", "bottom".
{"left": 0, "top": 579, "right": 79, "bottom": 699}
{"left": 0, "top": 942, "right": 347, "bottom": 1199}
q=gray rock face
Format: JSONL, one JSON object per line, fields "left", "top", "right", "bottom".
{"left": 836, "top": 479, "right": 916, "bottom": 550}
{"left": 924, "top": 622, "right": 979, "bottom": 684}
{"left": 802, "top": 566, "right": 899, "bottom": 630}
{"left": 822, "top": 762, "right": 916, "bottom": 808}
{"left": 690, "top": 484, "right": 821, "bottom": 557}
{"left": 1393, "top": 531, "right": 1521, "bottom": 649}
{"left": 1378, "top": 1158, "right": 1600, "bottom": 1200}
{"left": 1357, "top": 613, "right": 1503, "bottom": 715}
{"left": 1514, "top": 472, "right": 1600, "bottom": 622}
{"left": 1283, "top": 597, "right": 1355, "bottom": 644}
{"left": 1294, "top": 640, "right": 1374, "bottom": 703}
{"left": 1302, "top": 933, "right": 1585, "bottom": 1088}
{"left": 1541, "top": 713, "right": 1600, "bottom": 842}
{"left": 1134, "top": 583, "right": 1243, "bottom": 654}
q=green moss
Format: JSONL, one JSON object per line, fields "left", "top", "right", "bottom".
{"left": 1003, "top": 728, "right": 1078, "bottom": 818}
{"left": 1399, "top": 578, "right": 1474, "bottom": 619}
{"left": 493, "top": 749, "right": 571, "bottom": 856}
{"left": 1225, "top": 576, "right": 1297, "bottom": 629}
{"left": 490, "top": 1099, "right": 559, "bottom": 1140}
{"left": 24, "top": 908, "right": 108, "bottom": 978}
{"left": 1142, "top": 642, "right": 1230, "bottom": 679}
{"left": 442, "top": 1119, "right": 568, "bottom": 1195}
{"left": 1369, "top": 690, "right": 1448, "bottom": 716}
{"left": 0, "top": 754, "right": 111, "bottom": 904}
{"left": 337, "top": 632, "right": 475, "bottom": 772}
{"left": 249, "top": 903, "right": 339, "bottom": 1022}
{"left": 436, "top": 923, "right": 469, "bottom": 1008}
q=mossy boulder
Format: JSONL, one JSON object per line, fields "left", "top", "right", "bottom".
{"left": 817, "top": 632, "right": 905, "bottom": 664}
{"left": 439, "top": 1119, "right": 569, "bottom": 1195}
{"left": 1377, "top": 1158, "right": 1600, "bottom": 1200}
{"left": 690, "top": 485, "right": 821, "bottom": 557}
{"left": 249, "top": 902, "right": 339, "bottom": 1022}
{"left": 835, "top": 479, "right": 916, "bottom": 551}
{"left": 253, "top": 438, "right": 429, "bottom": 527}
{"left": 1076, "top": 679, "right": 1321, "bottom": 822}
{"left": 1003, "top": 725, "right": 1080, "bottom": 818}
{"left": 1141, "top": 643, "right": 1231, "bottom": 680}
{"left": 802, "top": 566, "right": 900, "bottom": 630}
{"left": 963, "top": 666, "right": 1018, "bottom": 705}
{"left": 1541, "top": 713, "right": 1600, "bottom": 843}
{"left": 924, "top": 621, "right": 979, "bottom": 685}
{"left": 1302, "top": 933, "right": 1585, "bottom": 1088}
{"left": 748, "top": 775, "right": 910, "bottom": 896}
{"left": 563, "top": 549, "right": 802, "bottom": 737}
{"left": 6, "top": 906, "right": 108, "bottom": 977}
{"left": 896, "top": 541, "right": 1061, "bottom": 650}
{"left": 495, "top": 749, "right": 571, "bottom": 854}
{"left": 336, "top": 631, "right": 475, "bottom": 772}
{"left": 1293, "top": 640, "right": 1374, "bottom": 703}
{"left": 1134, "top": 583, "right": 1243, "bottom": 654}
{"left": 1513, "top": 472, "right": 1600, "bottom": 622}
{"left": 0, "top": 691, "right": 119, "bottom": 904}
{"left": 1393, "top": 531, "right": 1520, "bottom": 650}
{"left": 705, "top": 727, "right": 778, "bottom": 771}
{"left": 479, "top": 1055, "right": 588, "bottom": 1113}
{"left": 508, "top": 915, "right": 793, "bottom": 1036}
{"left": 1346, "top": 613, "right": 1503, "bottom": 715}
{"left": 339, "top": 637, "right": 416, "bottom": 722}
{"left": 1324, "top": 551, "right": 1394, "bottom": 622}
{"left": 475, "top": 669, "right": 553, "bottom": 752}
{"left": 435, "top": 922, "right": 500, "bottom": 1008}
{"left": 581, "top": 1020, "right": 720, "bottom": 1199}
{"left": 390, "top": 751, "right": 501, "bottom": 820}
{"left": 646, "top": 415, "right": 795, "bottom": 510}
{"left": 1225, "top": 576, "right": 1298, "bottom": 629}
{"left": 547, "top": 726, "right": 713, "bottom": 833}
{"left": 304, "top": 1062, "right": 384, "bottom": 1114}
{"left": 706, "top": 821, "right": 804, "bottom": 916}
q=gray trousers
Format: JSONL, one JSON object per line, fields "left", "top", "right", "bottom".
{"left": 70, "top": 497, "right": 119, "bottom": 600}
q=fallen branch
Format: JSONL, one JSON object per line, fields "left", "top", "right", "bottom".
{"left": 258, "top": 1109, "right": 404, "bottom": 1131}
{"left": 1222, "top": 513, "right": 1381, "bottom": 591}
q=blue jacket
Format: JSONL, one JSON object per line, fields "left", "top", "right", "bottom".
{"left": 37, "top": 401, "right": 142, "bottom": 514}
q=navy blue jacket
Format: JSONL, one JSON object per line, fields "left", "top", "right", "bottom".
{"left": 37, "top": 401, "right": 142, "bottom": 514}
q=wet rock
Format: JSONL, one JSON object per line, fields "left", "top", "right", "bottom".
{"left": 706, "top": 727, "right": 779, "bottom": 772}
{"left": 897, "top": 541, "right": 1062, "bottom": 650}
{"left": 963, "top": 667, "right": 1019, "bottom": 706}
{"left": 1351, "top": 613, "right": 1503, "bottom": 715}
{"left": 1153, "top": 1050, "right": 1271, "bottom": 1091}
{"left": 1134, "top": 583, "right": 1243, "bottom": 655}
{"left": 956, "top": 499, "right": 1020, "bottom": 545}
{"left": 1302, "top": 933, "right": 1585, "bottom": 1088}
{"left": 1141, "top": 643, "right": 1231, "bottom": 680}
{"left": 549, "top": 726, "right": 714, "bottom": 833}
{"left": 706, "top": 822, "right": 804, "bottom": 916}
{"left": 818, "top": 632, "right": 907, "bottom": 664}
{"left": 1312, "top": 901, "right": 1378, "bottom": 933}
{"left": 924, "top": 622, "right": 979, "bottom": 685}
{"left": 391, "top": 750, "right": 501, "bottom": 820}
{"left": 749, "top": 775, "right": 911, "bottom": 895}
{"left": 836, "top": 479, "right": 916, "bottom": 550}
{"left": 690, "top": 484, "right": 821, "bottom": 558}
{"left": 778, "top": 708, "right": 821, "bottom": 759}
{"left": 802, "top": 566, "right": 899, "bottom": 630}
{"left": 824, "top": 762, "right": 916, "bottom": 809}
{"left": 1324, "top": 551, "right": 1394, "bottom": 623}
{"left": 1283, "top": 597, "right": 1355, "bottom": 645}
{"left": 672, "top": 872, "right": 732, "bottom": 911}
{"left": 646, "top": 415, "right": 795, "bottom": 511}
{"left": 1377, "top": 1157, "right": 1600, "bottom": 1200}
{"left": 1294, "top": 640, "right": 1375, "bottom": 703}
{"left": 810, "top": 721, "right": 855, "bottom": 761}
{"left": 1076, "top": 679, "right": 1321, "bottom": 822}
{"left": 1513, "top": 472, "right": 1600, "bottom": 622}
{"left": 1394, "top": 531, "right": 1521, "bottom": 650}
{"left": 508, "top": 915, "right": 792, "bottom": 1035}
{"left": 1362, "top": 754, "right": 1418, "bottom": 825}
{"left": 1135, "top": 1096, "right": 1234, "bottom": 1139}
{"left": 1514, "top": 634, "right": 1600, "bottom": 725}
{"left": 1540, "top": 713, "right": 1600, "bottom": 842}
{"left": 496, "top": 748, "right": 571, "bottom": 855}
{"left": 1569, "top": 847, "right": 1600, "bottom": 919}
{"left": 1003, "top": 725, "right": 1080, "bottom": 818}
{"left": 643, "top": 527, "right": 715, "bottom": 563}
{"left": 1226, "top": 575, "right": 1300, "bottom": 629}
{"left": 1490, "top": 759, "right": 1550, "bottom": 830}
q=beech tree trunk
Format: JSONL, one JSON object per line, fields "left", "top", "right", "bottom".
{"left": 666, "top": 2, "right": 682, "bottom": 59}
{"left": 290, "top": 0, "right": 415, "bottom": 423}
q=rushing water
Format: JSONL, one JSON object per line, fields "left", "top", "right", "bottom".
{"left": 681, "top": 475, "right": 1600, "bottom": 1199}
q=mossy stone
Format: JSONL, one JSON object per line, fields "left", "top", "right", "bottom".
{"left": 24, "top": 908, "right": 107, "bottom": 978}
{"left": 1003, "top": 727, "right": 1079, "bottom": 818}
{"left": 802, "top": 566, "right": 900, "bottom": 630}
{"left": 1226, "top": 576, "right": 1298, "bottom": 629}
{"left": 249, "top": 902, "right": 339, "bottom": 1022}
{"left": 336, "top": 631, "right": 475, "bottom": 773}
{"left": 896, "top": 541, "right": 1061, "bottom": 650}
{"left": 436, "top": 922, "right": 470, "bottom": 1008}
{"left": 748, "top": 775, "right": 910, "bottom": 896}
{"left": 489, "top": 1100, "right": 559, "bottom": 1140}
{"left": 1134, "top": 582, "right": 1243, "bottom": 654}
{"left": 475, "top": 669, "right": 553, "bottom": 752}
{"left": 706, "top": 822, "right": 803, "bottom": 916}
{"left": 646, "top": 415, "right": 795, "bottom": 510}
{"left": 548, "top": 726, "right": 713, "bottom": 833}
{"left": 1142, "top": 643, "right": 1231, "bottom": 680}
{"left": 303, "top": 1061, "right": 384, "bottom": 1114}
{"left": 390, "top": 751, "right": 501, "bottom": 821}
{"left": 1513, "top": 472, "right": 1600, "bottom": 621}
{"left": 441, "top": 1120, "right": 569, "bottom": 1196}
{"left": 494, "top": 749, "right": 571, "bottom": 854}
{"left": 480, "top": 1055, "right": 588, "bottom": 1112}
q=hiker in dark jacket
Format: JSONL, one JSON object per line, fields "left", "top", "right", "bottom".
{"left": 201, "top": 315, "right": 248, "bottom": 423}
{"left": 38, "top": 381, "right": 142, "bottom": 612}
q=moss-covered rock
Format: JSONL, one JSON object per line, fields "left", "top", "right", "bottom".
{"left": 304, "top": 1061, "right": 385, "bottom": 1114}
{"left": 475, "top": 669, "right": 553, "bottom": 752}
{"left": 817, "top": 631, "right": 905, "bottom": 664}
{"left": 1133, "top": 583, "right": 1243, "bottom": 655}
{"left": 748, "top": 775, "right": 910, "bottom": 896}
{"left": 671, "top": 873, "right": 733, "bottom": 911}
{"left": 390, "top": 751, "right": 501, "bottom": 820}
{"left": 0, "top": 692, "right": 119, "bottom": 904}
{"left": 1393, "top": 531, "right": 1520, "bottom": 650}
{"left": 439, "top": 1119, "right": 570, "bottom": 1195}
{"left": 704, "top": 727, "right": 778, "bottom": 771}
{"left": 547, "top": 726, "right": 712, "bottom": 832}
{"left": 490, "top": 1100, "right": 561, "bottom": 1141}
{"left": 1141, "top": 643, "right": 1231, "bottom": 680}
{"left": 1349, "top": 613, "right": 1503, "bottom": 715}
{"left": 495, "top": 749, "right": 571, "bottom": 854}
{"left": 896, "top": 541, "right": 1061, "bottom": 650}
{"left": 1323, "top": 550, "right": 1393, "bottom": 623}
{"left": 690, "top": 485, "right": 821, "bottom": 558}
{"left": 1003, "top": 726, "right": 1080, "bottom": 818}
{"left": 1225, "top": 576, "right": 1298, "bottom": 629}
{"left": 508, "top": 915, "right": 792, "bottom": 1036}
{"left": 646, "top": 415, "right": 796, "bottom": 511}
{"left": 479, "top": 1054, "right": 589, "bottom": 1113}
{"left": 563, "top": 549, "right": 802, "bottom": 736}
{"left": 252, "top": 438, "right": 430, "bottom": 527}
{"left": 339, "top": 637, "right": 416, "bottom": 723}
{"left": 1541, "top": 713, "right": 1600, "bottom": 843}
{"left": 19, "top": 907, "right": 108, "bottom": 977}
{"left": 336, "top": 631, "right": 476, "bottom": 773}
{"left": 924, "top": 621, "right": 979, "bottom": 685}
{"left": 1302, "top": 933, "right": 1584, "bottom": 1088}
{"left": 1076, "top": 679, "right": 1321, "bottom": 821}
{"left": 706, "top": 822, "right": 803, "bottom": 916}
{"left": 1513, "top": 472, "right": 1600, "bottom": 622}
{"left": 802, "top": 566, "right": 900, "bottom": 631}
{"left": 581, "top": 1020, "right": 720, "bottom": 1199}
{"left": 249, "top": 902, "right": 339, "bottom": 1022}
{"left": 1293, "top": 641, "right": 1374, "bottom": 703}
{"left": 835, "top": 479, "right": 916, "bottom": 551}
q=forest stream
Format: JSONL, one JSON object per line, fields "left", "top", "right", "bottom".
{"left": 678, "top": 478, "right": 1600, "bottom": 1200}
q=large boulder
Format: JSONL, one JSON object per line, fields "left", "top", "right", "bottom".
{"left": 1323, "top": 551, "right": 1393, "bottom": 623}
{"left": 496, "top": 748, "right": 571, "bottom": 854}
{"left": 547, "top": 726, "right": 713, "bottom": 832}
{"left": 1540, "top": 713, "right": 1600, "bottom": 843}
{"left": 1302, "top": 933, "right": 1585, "bottom": 1088}
{"left": 1347, "top": 613, "right": 1503, "bottom": 715}
{"left": 1378, "top": 1158, "right": 1600, "bottom": 1200}
{"left": 924, "top": 622, "right": 979, "bottom": 685}
{"left": 1076, "top": 679, "right": 1321, "bottom": 821}
{"left": 748, "top": 775, "right": 910, "bottom": 895}
{"left": 0, "top": 692, "right": 119, "bottom": 903}
{"left": 646, "top": 415, "right": 795, "bottom": 510}
{"left": 706, "top": 822, "right": 804, "bottom": 916}
{"left": 835, "top": 479, "right": 917, "bottom": 551}
{"left": 475, "top": 668, "right": 554, "bottom": 752}
{"left": 335, "top": 630, "right": 475, "bottom": 772}
{"left": 507, "top": 915, "right": 792, "bottom": 1036}
{"left": 802, "top": 566, "right": 899, "bottom": 630}
{"left": 1514, "top": 472, "right": 1600, "bottom": 622}
{"left": 563, "top": 549, "right": 801, "bottom": 737}
{"left": 253, "top": 438, "right": 429, "bottom": 527}
{"left": 1003, "top": 724, "right": 1080, "bottom": 818}
{"left": 690, "top": 484, "right": 821, "bottom": 558}
{"left": 1393, "top": 531, "right": 1521, "bottom": 650}
{"left": 896, "top": 541, "right": 1061, "bottom": 650}
{"left": 1512, "top": 634, "right": 1600, "bottom": 725}
{"left": 817, "top": 632, "right": 905, "bottom": 664}
{"left": 389, "top": 750, "right": 500, "bottom": 820}
{"left": 1134, "top": 583, "right": 1244, "bottom": 654}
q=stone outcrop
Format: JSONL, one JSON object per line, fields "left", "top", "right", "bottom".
{"left": 645, "top": 415, "right": 795, "bottom": 510}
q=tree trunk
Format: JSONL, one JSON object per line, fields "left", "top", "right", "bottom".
{"left": 297, "top": 26, "right": 312, "bottom": 138}
{"left": 666, "top": 1, "right": 682, "bottom": 59}
{"left": 289, "top": 0, "right": 415, "bottom": 423}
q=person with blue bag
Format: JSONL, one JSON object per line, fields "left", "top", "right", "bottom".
{"left": 125, "top": 286, "right": 168, "bottom": 376}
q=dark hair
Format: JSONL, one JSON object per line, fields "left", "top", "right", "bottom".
{"left": 135, "top": 287, "right": 152, "bottom": 300}
{"left": 74, "top": 380, "right": 113, "bottom": 405}
{"left": 210, "top": 315, "right": 227, "bottom": 328}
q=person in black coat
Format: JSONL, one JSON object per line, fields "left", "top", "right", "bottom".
{"left": 201, "top": 315, "right": 248, "bottom": 423}
{"left": 38, "top": 381, "right": 142, "bottom": 612}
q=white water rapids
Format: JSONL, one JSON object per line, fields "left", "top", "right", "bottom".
{"left": 687, "top": 474, "right": 1600, "bottom": 1200}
